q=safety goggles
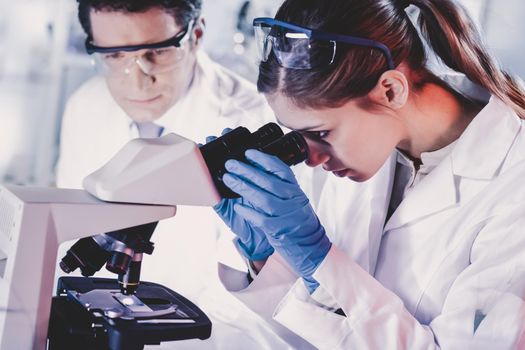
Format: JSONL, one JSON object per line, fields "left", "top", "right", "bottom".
{"left": 85, "top": 21, "right": 193, "bottom": 76}
{"left": 253, "top": 17, "right": 395, "bottom": 70}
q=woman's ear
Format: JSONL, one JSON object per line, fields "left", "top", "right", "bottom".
{"left": 368, "top": 70, "right": 409, "bottom": 109}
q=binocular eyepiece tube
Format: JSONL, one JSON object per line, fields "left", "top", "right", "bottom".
{"left": 199, "top": 122, "right": 309, "bottom": 198}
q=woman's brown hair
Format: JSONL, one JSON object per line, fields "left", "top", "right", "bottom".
{"left": 257, "top": 0, "right": 525, "bottom": 118}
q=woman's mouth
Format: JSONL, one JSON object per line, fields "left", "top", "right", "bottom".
{"left": 332, "top": 169, "right": 352, "bottom": 178}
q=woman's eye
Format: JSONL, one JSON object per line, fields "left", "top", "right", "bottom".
{"left": 306, "top": 130, "right": 330, "bottom": 140}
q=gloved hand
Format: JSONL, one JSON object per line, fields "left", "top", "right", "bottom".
{"left": 206, "top": 130, "right": 274, "bottom": 262}
{"left": 222, "top": 149, "right": 332, "bottom": 293}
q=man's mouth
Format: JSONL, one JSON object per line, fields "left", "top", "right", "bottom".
{"left": 126, "top": 95, "right": 162, "bottom": 104}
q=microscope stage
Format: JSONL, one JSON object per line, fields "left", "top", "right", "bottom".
{"left": 48, "top": 277, "right": 212, "bottom": 350}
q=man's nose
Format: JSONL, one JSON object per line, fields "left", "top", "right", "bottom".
{"left": 127, "top": 58, "right": 155, "bottom": 89}
{"left": 304, "top": 141, "right": 330, "bottom": 168}
{"left": 134, "top": 56, "right": 154, "bottom": 75}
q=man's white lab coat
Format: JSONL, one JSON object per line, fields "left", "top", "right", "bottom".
{"left": 55, "top": 52, "right": 275, "bottom": 301}
{"left": 216, "top": 96, "right": 525, "bottom": 349}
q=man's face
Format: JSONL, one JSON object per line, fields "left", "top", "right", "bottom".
{"left": 90, "top": 7, "right": 200, "bottom": 123}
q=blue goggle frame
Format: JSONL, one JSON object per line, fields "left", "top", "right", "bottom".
{"left": 85, "top": 23, "right": 191, "bottom": 55}
{"left": 253, "top": 17, "right": 395, "bottom": 70}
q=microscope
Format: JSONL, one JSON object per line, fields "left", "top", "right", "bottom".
{"left": 0, "top": 123, "right": 308, "bottom": 350}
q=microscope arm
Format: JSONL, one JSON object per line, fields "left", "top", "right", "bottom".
{"left": 0, "top": 185, "right": 175, "bottom": 350}
{"left": 83, "top": 133, "right": 221, "bottom": 207}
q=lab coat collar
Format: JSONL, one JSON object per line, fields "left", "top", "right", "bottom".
{"left": 384, "top": 97, "right": 521, "bottom": 232}
{"left": 383, "top": 154, "right": 456, "bottom": 232}
{"left": 451, "top": 97, "right": 521, "bottom": 180}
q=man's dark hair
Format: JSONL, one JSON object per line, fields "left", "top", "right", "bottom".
{"left": 77, "top": 0, "right": 202, "bottom": 37}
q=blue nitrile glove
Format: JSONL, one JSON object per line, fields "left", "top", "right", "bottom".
{"left": 222, "top": 149, "right": 332, "bottom": 293}
{"left": 206, "top": 131, "right": 274, "bottom": 261}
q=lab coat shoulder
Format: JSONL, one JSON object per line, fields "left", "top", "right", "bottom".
{"left": 197, "top": 52, "right": 276, "bottom": 130}
{"left": 62, "top": 76, "right": 119, "bottom": 125}
{"left": 55, "top": 76, "right": 130, "bottom": 188}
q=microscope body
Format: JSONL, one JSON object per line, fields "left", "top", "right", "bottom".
{"left": 0, "top": 125, "right": 308, "bottom": 350}
{"left": 0, "top": 185, "right": 176, "bottom": 350}
{"left": 0, "top": 133, "right": 219, "bottom": 350}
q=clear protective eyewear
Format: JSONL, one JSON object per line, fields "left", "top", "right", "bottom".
{"left": 253, "top": 17, "right": 395, "bottom": 70}
{"left": 85, "top": 21, "right": 193, "bottom": 76}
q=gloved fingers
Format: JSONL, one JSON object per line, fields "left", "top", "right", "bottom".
{"left": 205, "top": 135, "right": 217, "bottom": 144}
{"left": 233, "top": 202, "right": 275, "bottom": 232}
{"left": 206, "top": 126, "right": 233, "bottom": 144}
{"left": 233, "top": 203, "right": 297, "bottom": 238}
{"left": 235, "top": 237, "right": 274, "bottom": 261}
{"left": 213, "top": 198, "right": 238, "bottom": 221}
{"left": 235, "top": 203, "right": 331, "bottom": 280}
{"left": 245, "top": 149, "right": 298, "bottom": 184}
{"left": 223, "top": 173, "right": 287, "bottom": 216}
{"left": 221, "top": 127, "right": 233, "bottom": 136}
{"left": 212, "top": 198, "right": 226, "bottom": 212}
{"left": 225, "top": 159, "right": 301, "bottom": 200}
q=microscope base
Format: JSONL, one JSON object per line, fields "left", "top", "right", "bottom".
{"left": 48, "top": 277, "right": 212, "bottom": 350}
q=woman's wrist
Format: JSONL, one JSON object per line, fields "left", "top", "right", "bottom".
{"left": 250, "top": 259, "right": 267, "bottom": 275}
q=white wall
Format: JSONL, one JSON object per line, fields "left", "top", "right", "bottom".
{"left": 483, "top": 0, "right": 525, "bottom": 79}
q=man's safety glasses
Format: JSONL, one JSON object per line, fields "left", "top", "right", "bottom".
{"left": 253, "top": 17, "right": 395, "bottom": 70}
{"left": 84, "top": 22, "right": 193, "bottom": 76}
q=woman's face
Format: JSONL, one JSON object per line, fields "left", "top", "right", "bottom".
{"left": 267, "top": 93, "right": 405, "bottom": 182}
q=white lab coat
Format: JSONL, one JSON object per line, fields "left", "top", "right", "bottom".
{"left": 216, "top": 96, "right": 525, "bottom": 349}
{"left": 55, "top": 51, "right": 276, "bottom": 302}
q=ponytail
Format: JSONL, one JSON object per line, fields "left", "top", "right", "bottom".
{"left": 411, "top": 0, "right": 525, "bottom": 118}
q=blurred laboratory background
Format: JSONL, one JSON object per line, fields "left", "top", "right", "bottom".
{"left": 0, "top": 0, "right": 523, "bottom": 187}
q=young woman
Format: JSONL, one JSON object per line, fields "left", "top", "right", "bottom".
{"left": 213, "top": 0, "right": 525, "bottom": 348}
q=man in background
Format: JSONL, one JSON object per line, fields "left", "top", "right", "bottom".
{"left": 55, "top": 0, "right": 273, "bottom": 303}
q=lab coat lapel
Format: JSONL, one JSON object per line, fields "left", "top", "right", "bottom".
{"left": 383, "top": 156, "right": 457, "bottom": 232}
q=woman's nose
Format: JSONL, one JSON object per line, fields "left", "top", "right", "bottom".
{"left": 304, "top": 141, "right": 330, "bottom": 168}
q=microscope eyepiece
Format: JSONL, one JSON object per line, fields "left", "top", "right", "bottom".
{"left": 199, "top": 122, "right": 309, "bottom": 198}
{"left": 260, "top": 131, "right": 310, "bottom": 166}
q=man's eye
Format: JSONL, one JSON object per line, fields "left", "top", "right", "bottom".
{"left": 103, "top": 52, "right": 124, "bottom": 60}
{"left": 152, "top": 48, "right": 170, "bottom": 55}
{"left": 144, "top": 48, "right": 173, "bottom": 63}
